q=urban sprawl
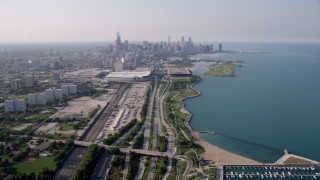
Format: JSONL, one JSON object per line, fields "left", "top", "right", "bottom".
{"left": 0, "top": 33, "right": 319, "bottom": 180}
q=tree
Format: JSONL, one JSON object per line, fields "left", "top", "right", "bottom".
{"left": 37, "top": 167, "right": 54, "bottom": 180}
{"left": 34, "top": 149, "right": 40, "bottom": 157}
{"left": 73, "top": 123, "right": 80, "bottom": 130}
{"left": 108, "top": 147, "right": 120, "bottom": 155}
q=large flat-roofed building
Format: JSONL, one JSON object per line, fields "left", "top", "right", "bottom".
{"left": 61, "top": 84, "right": 77, "bottom": 95}
{"left": 45, "top": 89, "right": 54, "bottom": 102}
{"left": 28, "top": 92, "right": 48, "bottom": 106}
{"left": 53, "top": 89, "right": 62, "bottom": 99}
{"left": 15, "top": 99, "right": 26, "bottom": 113}
{"left": 5, "top": 99, "right": 26, "bottom": 113}
{"left": 49, "top": 74, "right": 60, "bottom": 86}
{"left": 24, "top": 75, "right": 35, "bottom": 87}
{"left": 165, "top": 67, "right": 192, "bottom": 77}
{"left": 28, "top": 94, "right": 37, "bottom": 105}
{"left": 68, "top": 85, "right": 77, "bottom": 95}
{"left": 46, "top": 88, "right": 63, "bottom": 101}
{"left": 61, "top": 85, "right": 69, "bottom": 95}
{"left": 36, "top": 93, "right": 47, "bottom": 105}
{"left": 10, "top": 79, "right": 22, "bottom": 91}
{"left": 4, "top": 100, "right": 15, "bottom": 112}
{"left": 105, "top": 71, "right": 151, "bottom": 82}
{"left": 114, "top": 62, "right": 124, "bottom": 72}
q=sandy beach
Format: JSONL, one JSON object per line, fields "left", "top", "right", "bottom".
{"left": 193, "top": 132, "right": 261, "bottom": 165}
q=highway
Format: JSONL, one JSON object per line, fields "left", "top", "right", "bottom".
{"left": 91, "top": 152, "right": 113, "bottom": 180}
{"left": 123, "top": 153, "right": 130, "bottom": 180}
{"left": 54, "top": 147, "right": 86, "bottom": 180}
{"left": 147, "top": 76, "right": 159, "bottom": 180}
{"left": 159, "top": 77, "right": 176, "bottom": 154}
{"left": 134, "top": 156, "right": 146, "bottom": 180}
{"left": 159, "top": 77, "right": 176, "bottom": 180}
{"left": 148, "top": 157, "right": 158, "bottom": 180}
{"left": 134, "top": 82, "right": 155, "bottom": 180}
{"left": 143, "top": 79, "right": 157, "bottom": 150}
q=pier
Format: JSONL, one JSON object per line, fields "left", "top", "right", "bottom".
{"left": 198, "top": 130, "right": 215, "bottom": 135}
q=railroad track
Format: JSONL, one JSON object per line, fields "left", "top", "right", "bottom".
{"left": 54, "top": 83, "right": 129, "bottom": 180}
{"left": 82, "top": 83, "right": 129, "bottom": 142}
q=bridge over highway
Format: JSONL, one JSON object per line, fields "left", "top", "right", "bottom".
{"left": 74, "top": 140, "right": 173, "bottom": 158}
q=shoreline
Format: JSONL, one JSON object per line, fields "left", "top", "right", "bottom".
{"left": 185, "top": 61, "right": 320, "bottom": 165}
{"left": 193, "top": 132, "right": 261, "bottom": 165}
{"left": 183, "top": 61, "right": 262, "bottom": 165}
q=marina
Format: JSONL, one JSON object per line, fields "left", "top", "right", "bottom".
{"left": 224, "top": 165, "right": 320, "bottom": 179}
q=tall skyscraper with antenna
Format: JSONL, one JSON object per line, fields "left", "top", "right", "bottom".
{"left": 115, "top": 32, "right": 122, "bottom": 54}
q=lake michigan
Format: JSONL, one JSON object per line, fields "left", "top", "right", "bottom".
{"left": 185, "top": 42, "right": 320, "bottom": 163}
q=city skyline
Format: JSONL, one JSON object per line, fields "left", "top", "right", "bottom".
{"left": 1, "top": 0, "right": 320, "bottom": 43}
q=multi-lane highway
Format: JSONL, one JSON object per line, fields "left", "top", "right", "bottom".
{"left": 123, "top": 153, "right": 130, "bottom": 180}
{"left": 54, "top": 147, "right": 86, "bottom": 180}
{"left": 143, "top": 79, "right": 157, "bottom": 150}
{"left": 159, "top": 77, "right": 176, "bottom": 180}
{"left": 91, "top": 152, "right": 113, "bottom": 180}
{"left": 146, "top": 76, "right": 159, "bottom": 180}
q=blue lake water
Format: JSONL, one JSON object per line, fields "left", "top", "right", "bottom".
{"left": 185, "top": 42, "right": 320, "bottom": 163}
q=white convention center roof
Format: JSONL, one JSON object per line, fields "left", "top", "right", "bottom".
{"left": 106, "top": 71, "right": 151, "bottom": 78}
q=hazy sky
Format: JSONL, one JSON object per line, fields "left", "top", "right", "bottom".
{"left": 1, "top": 0, "right": 320, "bottom": 42}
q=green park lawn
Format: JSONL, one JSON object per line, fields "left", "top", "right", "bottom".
{"left": 204, "top": 64, "right": 235, "bottom": 76}
{"left": 59, "top": 121, "right": 80, "bottom": 131}
{"left": 13, "top": 156, "right": 56, "bottom": 174}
